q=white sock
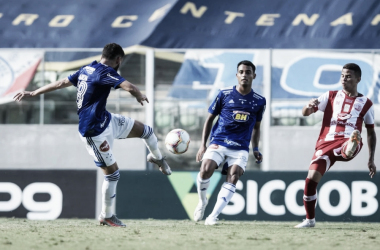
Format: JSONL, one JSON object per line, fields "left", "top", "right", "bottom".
{"left": 197, "top": 172, "right": 210, "bottom": 204}
{"left": 143, "top": 133, "right": 162, "bottom": 160}
{"left": 209, "top": 182, "right": 236, "bottom": 218}
{"left": 101, "top": 171, "right": 120, "bottom": 218}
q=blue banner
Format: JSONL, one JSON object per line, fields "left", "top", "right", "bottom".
{"left": 1, "top": 0, "right": 380, "bottom": 48}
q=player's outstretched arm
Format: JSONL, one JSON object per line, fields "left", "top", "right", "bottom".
{"left": 196, "top": 113, "right": 216, "bottom": 162}
{"left": 13, "top": 78, "right": 73, "bottom": 102}
{"left": 119, "top": 80, "right": 149, "bottom": 106}
{"left": 251, "top": 121, "right": 263, "bottom": 164}
{"left": 302, "top": 98, "right": 319, "bottom": 116}
{"left": 367, "top": 127, "right": 377, "bottom": 178}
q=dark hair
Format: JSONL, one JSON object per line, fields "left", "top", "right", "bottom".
{"left": 237, "top": 60, "right": 256, "bottom": 72}
{"left": 102, "top": 43, "right": 125, "bottom": 60}
{"left": 343, "top": 63, "right": 361, "bottom": 78}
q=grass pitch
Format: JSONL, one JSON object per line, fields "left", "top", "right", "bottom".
{"left": 0, "top": 218, "right": 379, "bottom": 250}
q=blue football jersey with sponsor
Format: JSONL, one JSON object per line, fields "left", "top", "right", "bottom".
{"left": 208, "top": 86, "right": 266, "bottom": 151}
{"left": 68, "top": 61, "right": 125, "bottom": 137}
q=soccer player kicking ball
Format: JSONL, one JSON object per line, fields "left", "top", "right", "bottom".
{"left": 295, "top": 63, "right": 377, "bottom": 228}
{"left": 13, "top": 43, "right": 171, "bottom": 227}
{"left": 194, "top": 60, "right": 266, "bottom": 225}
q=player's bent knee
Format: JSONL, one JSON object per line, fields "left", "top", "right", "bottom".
{"left": 140, "top": 124, "right": 154, "bottom": 139}
{"left": 104, "top": 169, "right": 120, "bottom": 182}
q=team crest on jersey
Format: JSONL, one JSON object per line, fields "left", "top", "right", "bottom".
{"left": 84, "top": 66, "right": 95, "bottom": 75}
{"left": 232, "top": 110, "right": 250, "bottom": 122}
{"left": 337, "top": 113, "right": 352, "bottom": 120}
{"left": 99, "top": 140, "right": 110, "bottom": 152}
{"left": 354, "top": 103, "right": 362, "bottom": 111}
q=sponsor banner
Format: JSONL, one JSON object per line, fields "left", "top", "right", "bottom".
{"left": 117, "top": 171, "right": 379, "bottom": 222}
{"left": 0, "top": 170, "right": 97, "bottom": 219}
{"left": 0, "top": 51, "right": 42, "bottom": 104}
{"left": 271, "top": 50, "right": 380, "bottom": 103}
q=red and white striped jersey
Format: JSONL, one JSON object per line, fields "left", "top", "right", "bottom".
{"left": 314, "top": 90, "right": 374, "bottom": 144}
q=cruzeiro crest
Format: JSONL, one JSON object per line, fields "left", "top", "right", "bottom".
{"left": 168, "top": 172, "right": 221, "bottom": 219}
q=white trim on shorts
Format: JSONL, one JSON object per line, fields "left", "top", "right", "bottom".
{"left": 202, "top": 144, "right": 248, "bottom": 172}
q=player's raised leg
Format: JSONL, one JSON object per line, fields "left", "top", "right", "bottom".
{"left": 98, "top": 163, "right": 126, "bottom": 227}
{"left": 127, "top": 120, "right": 172, "bottom": 175}
{"left": 205, "top": 164, "right": 243, "bottom": 225}
{"left": 295, "top": 167, "right": 324, "bottom": 228}
{"left": 194, "top": 159, "right": 217, "bottom": 222}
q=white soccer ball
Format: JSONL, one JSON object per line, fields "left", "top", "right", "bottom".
{"left": 165, "top": 129, "right": 191, "bottom": 154}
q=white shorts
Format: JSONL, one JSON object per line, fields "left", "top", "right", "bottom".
{"left": 80, "top": 113, "right": 135, "bottom": 167}
{"left": 202, "top": 144, "right": 248, "bottom": 172}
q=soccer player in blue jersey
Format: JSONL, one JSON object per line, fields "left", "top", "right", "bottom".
{"left": 194, "top": 60, "right": 266, "bottom": 225}
{"left": 13, "top": 43, "right": 171, "bottom": 227}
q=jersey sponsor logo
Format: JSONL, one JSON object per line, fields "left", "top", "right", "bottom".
{"left": 78, "top": 74, "right": 88, "bottom": 81}
{"left": 224, "top": 139, "right": 241, "bottom": 147}
{"left": 84, "top": 66, "right": 95, "bottom": 75}
{"left": 345, "top": 99, "right": 353, "bottom": 103}
{"left": 99, "top": 140, "right": 110, "bottom": 152}
{"left": 228, "top": 99, "right": 234, "bottom": 104}
{"left": 330, "top": 120, "right": 357, "bottom": 129}
{"left": 337, "top": 113, "right": 352, "bottom": 120}
{"left": 100, "top": 116, "right": 108, "bottom": 128}
{"left": 232, "top": 110, "right": 250, "bottom": 122}
{"left": 356, "top": 98, "right": 365, "bottom": 104}
{"left": 107, "top": 73, "right": 119, "bottom": 81}
{"left": 354, "top": 103, "right": 362, "bottom": 111}
{"left": 328, "top": 131, "right": 351, "bottom": 137}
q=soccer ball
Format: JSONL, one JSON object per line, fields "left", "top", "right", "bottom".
{"left": 165, "top": 129, "right": 190, "bottom": 154}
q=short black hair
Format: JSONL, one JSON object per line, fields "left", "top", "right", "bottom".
{"left": 343, "top": 63, "right": 361, "bottom": 78}
{"left": 237, "top": 60, "right": 256, "bottom": 72}
{"left": 102, "top": 43, "right": 125, "bottom": 60}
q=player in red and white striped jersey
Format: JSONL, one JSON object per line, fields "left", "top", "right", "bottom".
{"left": 295, "top": 63, "right": 377, "bottom": 228}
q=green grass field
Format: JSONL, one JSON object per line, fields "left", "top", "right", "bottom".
{"left": 0, "top": 218, "right": 379, "bottom": 250}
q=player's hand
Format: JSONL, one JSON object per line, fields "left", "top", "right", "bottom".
{"left": 368, "top": 161, "right": 376, "bottom": 178}
{"left": 307, "top": 98, "right": 319, "bottom": 109}
{"left": 253, "top": 150, "right": 263, "bottom": 164}
{"left": 13, "top": 91, "right": 33, "bottom": 102}
{"left": 196, "top": 145, "right": 207, "bottom": 162}
{"left": 136, "top": 94, "right": 149, "bottom": 106}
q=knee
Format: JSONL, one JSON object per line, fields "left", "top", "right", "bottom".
{"left": 227, "top": 173, "right": 240, "bottom": 185}
{"left": 104, "top": 169, "right": 120, "bottom": 181}
{"left": 200, "top": 162, "right": 216, "bottom": 179}
{"left": 141, "top": 125, "right": 154, "bottom": 139}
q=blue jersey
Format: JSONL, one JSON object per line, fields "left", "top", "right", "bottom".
{"left": 68, "top": 61, "right": 125, "bottom": 137}
{"left": 208, "top": 86, "right": 266, "bottom": 152}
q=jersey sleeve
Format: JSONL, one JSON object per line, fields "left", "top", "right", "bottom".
{"left": 68, "top": 70, "right": 80, "bottom": 87}
{"left": 99, "top": 69, "right": 125, "bottom": 88}
{"left": 256, "top": 98, "right": 266, "bottom": 122}
{"left": 208, "top": 91, "right": 223, "bottom": 115}
{"left": 364, "top": 105, "right": 375, "bottom": 128}
{"left": 315, "top": 91, "right": 330, "bottom": 112}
